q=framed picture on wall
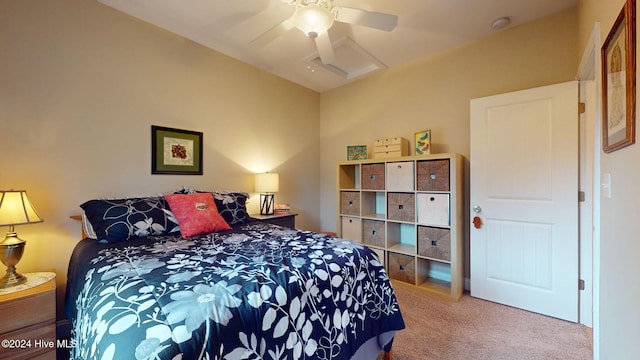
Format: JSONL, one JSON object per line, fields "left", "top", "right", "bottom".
{"left": 414, "top": 129, "right": 431, "bottom": 155}
{"left": 601, "top": 0, "right": 636, "bottom": 153}
{"left": 151, "top": 125, "right": 203, "bottom": 175}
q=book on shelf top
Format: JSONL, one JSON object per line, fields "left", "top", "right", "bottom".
{"left": 274, "top": 203, "right": 290, "bottom": 215}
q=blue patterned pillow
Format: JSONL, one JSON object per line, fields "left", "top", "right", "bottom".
{"left": 80, "top": 197, "right": 179, "bottom": 243}
{"left": 175, "top": 188, "right": 251, "bottom": 225}
{"left": 211, "top": 191, "right": 250, "bottom": 225}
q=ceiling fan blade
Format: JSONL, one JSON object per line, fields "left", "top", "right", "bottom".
{"left": 334, "top": 7, "right": 398, "bottom": 32}
{"left": 314, "top": 31, "right": 335, "bottom": 65}
{"left": 250, "top": 19, "right": 294, "bottom": 48}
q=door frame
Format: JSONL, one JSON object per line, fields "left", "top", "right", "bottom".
{"left": 576, "top": 22, "right": 601, "bottom": 356}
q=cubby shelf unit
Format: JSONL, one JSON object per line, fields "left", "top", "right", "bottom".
{"left": 337, "top": 153, "right": 464, "bottom": 301}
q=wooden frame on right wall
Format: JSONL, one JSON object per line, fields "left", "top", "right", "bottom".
{"left": 601, "top": 0, "right": 636, "bottom": 153}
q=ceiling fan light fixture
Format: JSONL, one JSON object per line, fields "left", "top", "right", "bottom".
{"left": 293, "top": 4, "right": 334, "bottom": 37}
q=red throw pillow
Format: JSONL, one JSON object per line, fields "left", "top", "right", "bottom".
{"left": 164, "top": 193, "right": 231, "bottom": 238}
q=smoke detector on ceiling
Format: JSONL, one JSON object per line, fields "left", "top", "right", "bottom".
{"left": 491, "top": 16, "right": 511, "bottom": 31}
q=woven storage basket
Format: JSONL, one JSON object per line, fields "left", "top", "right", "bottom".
{"left": 387, "top": 193, "right": 415, "bottom": 222}
{"left": 361, "top": 163, "right": 385, "bottom": 190}
{"left": 340, "top": 191, "right": 360, "bottom": 216}
{"left": 388, "top": 252, "right": 415, "bottom": 284}
{"left": 363, "top": 219, "right": 385, "bottom": 247}
{"left": 417, "top": 226, "right": 451, "bottom": 261}
{"left": 417, "top": 159, "right": 450, "bottom": 191}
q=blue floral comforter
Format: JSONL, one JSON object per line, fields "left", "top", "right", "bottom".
{"left": 64, "top": 222, "right": 405, "bottom": 360}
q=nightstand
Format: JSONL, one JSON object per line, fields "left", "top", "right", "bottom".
{"left": 252, "top": 213, "right": 298, "bottom": 228}
{"left": 0, "top": 275, "right": 56, "bottom": 360}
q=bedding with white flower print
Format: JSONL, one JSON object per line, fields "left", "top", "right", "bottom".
{"left": 64, "top": 221, "right": 405, "bottom": 360}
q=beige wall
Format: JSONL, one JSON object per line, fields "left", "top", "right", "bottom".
{"left": 319, "top": 8, "right": 579, "bottom": 281}
{"left": 5, "top": 1, "right": 637, "bottom": 356}
{"left": 0, "top": 0, "right": 320, "bottom": 313}
{"left": 578, "top": 0, "right": 640, "bottom": 358}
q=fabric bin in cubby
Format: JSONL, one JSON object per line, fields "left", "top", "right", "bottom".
{"left": 416, "top": 193, "right": 449, "bottom": 227}
{"left": 341, "top": 217, "right": 362, "bottom": 243}
{"left": 387, "top": 252, "right": 415, "bottom": 284}
{"left": 340, "top": 191, "right": 360, "bottom": 216}
{"left": 362, "top": 219, "right": 385, "bottom": 247}
{"left": 387, "top": 193, "right": 415, "bottom": 222}
{"left": 361, "top": 163, "right": 385, "bottom": 190}
{"left": 386, "top": 161, "right": 414, "bottom": 191}
{"left": 417, "top": 226, "right": 451, "bottom": 261}
{"left": 417, "top": 159, "right": 450, "bottom": 191}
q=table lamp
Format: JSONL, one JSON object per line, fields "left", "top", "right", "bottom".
{"left": 0, "top": 190, "right": 43, "bottom": 288}
{"left": 255, "top": 173, "right": 279, "bottom": 215}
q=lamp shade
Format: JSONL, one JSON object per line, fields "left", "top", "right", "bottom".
{"left": 255, "top": 173, "right": 280, "bottom": 193}
{"left": 0, "top": 190, "right": 43, "bottom": 227}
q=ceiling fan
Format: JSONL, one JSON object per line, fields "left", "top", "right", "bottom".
{"left": 250, "top": 0, "right": 398, "bottom": 65}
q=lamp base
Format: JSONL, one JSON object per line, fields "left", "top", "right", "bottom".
{"left": 260, "top": 193, "right": 275, "bottom": 215}
{"left": 0, "top": 267, "right": 27, "bottom": 288}
{"left": 0, "top": 237, "right": 27, "bottom": 288}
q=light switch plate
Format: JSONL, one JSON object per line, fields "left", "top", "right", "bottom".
{"left": 602, "top": 173, "right": 611, "bottom": 198}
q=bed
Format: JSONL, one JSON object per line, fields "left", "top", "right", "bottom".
{"left": 64, "top": 190, "right": 405, "bottom": 360}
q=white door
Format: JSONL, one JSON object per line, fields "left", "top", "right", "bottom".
{"left": 470, "top": 81, "right": 579, "bottom": 322}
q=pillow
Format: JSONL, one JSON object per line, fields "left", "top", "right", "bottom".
{"left": 81, "top": 212, "right": 97, "bottom": 239}
{"left": 175, "top": 188, "right": 251, "bottom": 225}
{"left": 164, "top": 193, "right": 231, "bottom": 238}
{"left": 211, "top": 191, "right": 250, "bottom": 225}
{"left": 80, "top": 197, "right": 179, "bottom": 243}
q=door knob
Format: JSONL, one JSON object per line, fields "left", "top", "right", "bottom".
{"left": 473, "top": 205, "right": 482, "bottom": 213}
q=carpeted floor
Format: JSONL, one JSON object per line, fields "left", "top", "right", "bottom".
{"left": 384, "top": 281, "right": 592, "bottom": 360}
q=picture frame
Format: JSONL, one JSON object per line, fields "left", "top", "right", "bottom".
{"left": 601, "top": 0, "right": 636, "bottom": 153}
{"left": 151, "top": 125, "right": 203, "bottom": 175}
{"left": 347, "top": 145, "right": 367, "bottom": 160}
{"left": 414, "top": 130, "right": 431, "bottom": 155}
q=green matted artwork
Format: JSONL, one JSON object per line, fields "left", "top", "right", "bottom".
{"left": 415, "top": 129, "right": 431, "bottom": 155}
{"left": 347, "top": 145, "right": 367, "bottom": 160}
{"left": 151, "top": 125, "right": 203, "bottom": 175}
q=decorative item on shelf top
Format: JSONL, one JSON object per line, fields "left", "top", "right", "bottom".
{"left": 373, "top": 137, "right": 409, "bottom": 158}
{"left": 0, "top": 190, "right": 43, "bottom": 288}
{"left": 346, "top": 145, "right": 367, "bottom": 160}
{"left": 414, "top": 129, "right": 432, "bottom": 155}
{"left": 255, "top": 172, "right": 279, "bottom": 215}
{"left": 274, "top": 203, "right": 291, "bottom": 215}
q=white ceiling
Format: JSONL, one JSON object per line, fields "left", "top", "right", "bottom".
{"left": 98, "top": 0, "right": 578, "bottom": 93}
